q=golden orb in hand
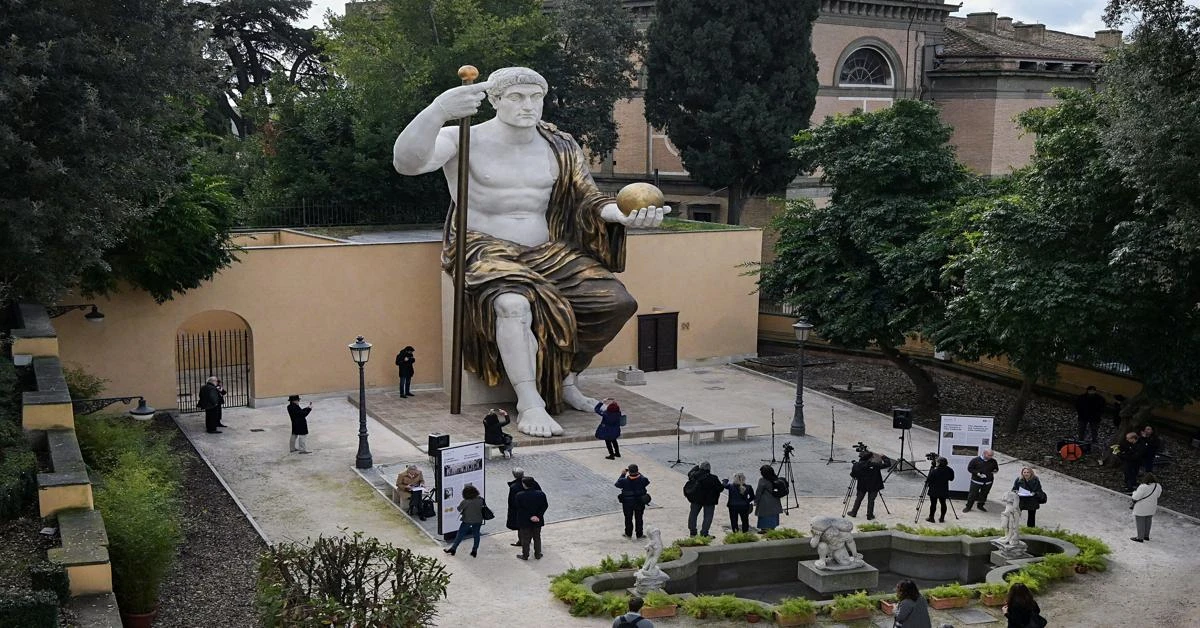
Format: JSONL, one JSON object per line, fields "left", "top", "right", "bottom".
{"left": 615, "top": 182, "right": 665, "bottom": 216}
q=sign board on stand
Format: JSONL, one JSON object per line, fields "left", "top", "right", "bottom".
{"left": 435, "top": 441, "right": 486, "bottom": 538}
{"left": 938, "top": 415, "right": 995, "bottom": 496}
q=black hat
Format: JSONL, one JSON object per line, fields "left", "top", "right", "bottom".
{"left": 288, "top": 394, "right": 301, "bottom": 402}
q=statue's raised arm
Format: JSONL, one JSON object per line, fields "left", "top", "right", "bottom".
{"left": 393, "top": 81, "right": 493, "bottom": 175}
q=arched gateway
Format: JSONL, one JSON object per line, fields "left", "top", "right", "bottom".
{"left": 175, "top": 310, "right": 253, "bottom": 412}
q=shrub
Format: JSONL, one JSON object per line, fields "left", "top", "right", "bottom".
{"left": 763, "top": 526, "right": 806, "bottom": 539}
{"left": 599, "top": 553, "right": 643, "bottom": 571}
{"left": 659, "top": 545, "right": 682, "bottom": 562}
{"left": 0, "top": 590, "right": 58, "bottom": 628}
{"left": 643, "top": 590, "right": 682, "bottom": 609}
{"left": 674, "top": 535, "right": 714, "bottom": 547}
{"left": 741, "top": 600, "right": 771, "bottom": 618}
{"left": 0, "top": 447, "right": 37, "bottom": 520}
{"left": 893, "top": 523, "right": 1002, "bottom": 537}
{"left": 855, "top": 521, "right": 888, "bottom": 532}
{"left": 776, "top": 596, "right": 816, "bottom": 616}
{"left": 722, "top": 531, "right": 760, "bottom": 544}
{"left": 62, "top": 363, "right": 107, "bottom": 401}
{"left": 555, "top": 565, "right": 603, "bottom": 585}
{"left": 1023, "top": 527, "right": 1111, "bottom": 557}
{"left": 1074, "top": 550, "right": 1108, "bottom": 572}
{"left": 28, "top": 561, "right": 70, "bottom": 603}
{"left": 599, "top": 593, "right": 630, "bottom": 617}
{"left": 0, "top": 358, "right": 21, "bottom": 425}
{"left": 682, "top": 594, "right": 745, "bottom": 619}
{"left": 975, "top": 582, "right": 1011, "bottom": 597}
{"left": 75, "top": 416, "right": 179, "bottom": 483}
{"left": 96, "top": 461, "right": 182, "bottom": 614}
{"left": 1004, "top": 570, "right": 1043, "bottom": 593}
{"left": 830, "top": 590, "right": 875, "bottom": 612}
{"left": 1040, "top": 552, "right": 1077, "bottom": 574}
{"left": 926, "top": 582, "right": 974, "bottom": 599}
{"left": 258, "top": 531, "right": 450, "bottom": 627}
{"left": 0, "top": 418, "right": 23, "bottom": 449}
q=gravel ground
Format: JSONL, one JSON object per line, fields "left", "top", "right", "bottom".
{"left": 741, "top": 349, "right": 1200, "bottom": 518}
{"left": 0, "top": 509, "right": 78, "bottom": 627}
{"left": 149, "top": 415, "right": 266, "bottom": 627}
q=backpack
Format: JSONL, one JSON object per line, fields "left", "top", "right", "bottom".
{"left": 770, "top": 477, "right": 789, "bottom": 499}
{"left": 615, "top": 614, "right": 644, "bottom": 628}
{"left": 683, "top": 475, "right": 702, "bottom": 500}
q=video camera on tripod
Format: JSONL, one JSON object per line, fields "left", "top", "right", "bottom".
{"left": 853, "top": 441, "right": 870, "bottom": 455}
{"left": 925, "top": 452, "right": 939, "bottom": 463}
{"left": 782, "top": 442, "right": 795, "bottom": 457}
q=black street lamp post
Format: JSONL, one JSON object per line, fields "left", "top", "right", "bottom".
{"left": 349, "top": 335, "right": 373, "bottom": 469}
{"left": 790, "top": 319, "right": 814, "bottom": 436}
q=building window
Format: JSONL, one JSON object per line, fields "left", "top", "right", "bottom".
{"left": 838, "top": 47, "right": 893, "bottom": 87}
{"left": 688, "top": 204, "right": 718, "bottom": 223}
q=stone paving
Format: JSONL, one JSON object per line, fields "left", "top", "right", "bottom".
{"left": 177, "top": 365, "right": 1200, "bottom": 627}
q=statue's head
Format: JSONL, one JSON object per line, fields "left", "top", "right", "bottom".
{"left": 810, "top": 515, "right": 846, "bottom": 537}
{"left": 485, "top": 67, "right": 547, "bottom": 128}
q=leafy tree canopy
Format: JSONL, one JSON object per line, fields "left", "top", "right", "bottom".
{"left": 645, "top": 0, "right": 820, "bottom": 224}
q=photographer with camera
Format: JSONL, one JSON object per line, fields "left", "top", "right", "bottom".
{"left": 925, "top": 456, "right": 954, "bottom": 523}
{"left": 847, "top": 446, "right": 891, "bottom": 520}
{"left": 963, "top": 450, "right": 998, "bottom": 512}
{"left": 483, "top": 409, "right": 514, "bottom": 459}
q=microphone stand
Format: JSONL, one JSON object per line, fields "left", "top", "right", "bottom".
{"left": 825, "top": 406, "right": 848, "bottom": 465}
{"left": 762, "top": 409, "right": 779, "bottom": 463}
{"left": 668, "top": 406, "right": 694, "bottom": 468}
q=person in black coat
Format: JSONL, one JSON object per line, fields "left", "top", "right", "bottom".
{"left": 1137, "top": 425, "right": 1160, "bottom": 473}
{"left": 925, "top": 457, "right": 954, "bottom": 523}
{"left": 513, "top": 477, "right": 548, "bottom": 560}
{"left": 594, "top": 398, "right": 623, "bottom": 459}
{"left": 198, "top": 376, "right": 226, "bottom": 433}
{"left": 722, "top": 473, "right": 756, "bottom": 533}
{"left": 847, "top": 450, "right": 890, "bottom": 520}
{"left": 964, "top": 450, "right": 999, "bottom": 512}
{"left": 395, "top": 346, "right": 416, "bottom": 397}
{"left": 1012, "top": 467, "right": 1043, "bottom": 527}
{"left": 684, "top": 461, "right": 724, "bottom": 537}
{"left": 1117, "top": 431, "right": 1147, "bottom": 492}
{"left": 505, "top": 467, "right": 541, "bottom": 532}
{"left": 615, "top": 464, "right": 650, "bottom": 538}
{"left": 287, "top": 394, "right": 313, "bottom": 454}
{"left": 1075, "top": 385, "right": 1106, "bottom": 443}
{"left": 483, "top": 409, "right": 514, "bottom": 458}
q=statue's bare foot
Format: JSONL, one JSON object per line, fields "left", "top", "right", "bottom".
{"left": 518, "top": 406, "right": 564, "bottom": 437}
{"left": 562, "top": 380, "right": 600, "bottom": 413}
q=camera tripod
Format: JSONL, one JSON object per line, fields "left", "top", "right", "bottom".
{"left": 914, "top": 460, "right": 960, "bottom": 523}
{"left": 776, "top": 445, "right": 799, "bottom": 514}
{"left": 883, "top": 429, "right": 928, "bottom": 482}
{"left": 841, "top": 476, "right": 891, "bottom": 518}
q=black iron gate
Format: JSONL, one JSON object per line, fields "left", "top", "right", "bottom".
{"left": 176, "top": 329, "right": 251, "bottom": 412}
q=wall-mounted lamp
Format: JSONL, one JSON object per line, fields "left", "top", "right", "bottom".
{"left": 47, "top": 304, "right": 105, "bottom": 323}
{"left": 72, "top": 396, "right": 156, "bottom": 420}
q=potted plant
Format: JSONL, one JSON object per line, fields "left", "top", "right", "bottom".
{"left": 742, "top": 600, "right": 770, "bottom": 623}
{"left": 976, "top": 582, "right": 1010, "bottom": 606}
{"left": 1040, "top": 552, "right": 1077, "bottom": 578}
{"left": 926, "top": 582, "right": 975, "bottom": 609}
{"left": 829, "top": 590, "right": 875, "bottom": 621}
{"left": 1005, "top": 570, "right": 1043, "bottom": 593}
{"left": 723, "top": 531, "right": 761, "bottom": 544}
{"left": 682, "top": 594, "right": 724, "bottom": 619}
{"left": 1073, "top": 550, "right": 1108, "bottom": 573}
{"left": 775, "top": 597, "right": 817, "bottom": 626}
{"left": 876, "top": 593, "right": 898, "bottom": 615}
{"left": 763, "top": 527, "right": 806, "bottom": 540}
{"left": 641, "top": 590, "right": 681, "bottom": 619}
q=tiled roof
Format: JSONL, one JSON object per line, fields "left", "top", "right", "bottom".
{"left": 943, "top": 17, "right": 1106, "bottom": 61}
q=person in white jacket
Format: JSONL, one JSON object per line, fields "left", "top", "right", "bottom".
{"left": 1130, "top": 472, "right": 1161, "bottom": 542}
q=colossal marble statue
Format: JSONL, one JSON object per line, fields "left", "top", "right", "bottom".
{"left": 393, "top": 67, "right": 669, "bottom": 437}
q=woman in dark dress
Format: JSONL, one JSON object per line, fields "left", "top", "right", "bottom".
{"left": 594, "top": 398, "right": 623, "bottom": 460}
{"left": 483, "top": 409, "right": 514, "bottom": 458}
{"left": 925, "top": 457, "right": 954, "bottom": 523}
{"left": 1012, "top": 467, "right": 1044, "bottom": 527}
{"left": 1003, "top": 583, "right": 1044, "bottom": 628}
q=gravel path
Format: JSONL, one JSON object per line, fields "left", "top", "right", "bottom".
{"left": 741, "top": 349, "right": 1200, "bottom": 519}
{"left": 150, "top": 416, "right": 266, "bottom": 627}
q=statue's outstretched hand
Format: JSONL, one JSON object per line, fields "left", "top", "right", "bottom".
{"left": 433, "top": 81, "right": 494, "bottom": 122}
{"left": 609, "top": 204, "right": 671, "bottom": 229}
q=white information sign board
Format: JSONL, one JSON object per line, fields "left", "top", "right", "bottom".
{"left": 436, "top": 441, "right": 486, "bottom": 536}
{"left": 938, "top": 415, "right": 995, "bottom": 493}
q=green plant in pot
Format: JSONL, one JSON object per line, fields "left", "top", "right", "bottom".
{"left": 829, "top": 590, "right": 874, "bottom": 620}
{"left": 926, "top": 582, "right": 974, "bottom": 610}
{"left": 976, "top": 582, "right": 1011, "bottom": 606}
{"left": 96, "top": 458, "right": 183, "bottom": 624}
{"left": 775, "top": 596, "right": 817, "bottom": 626}
{"left": 641, "top": 590, "right": 682, "bottom": 618}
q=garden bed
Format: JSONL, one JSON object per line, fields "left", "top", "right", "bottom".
{"left": 741, "top": 349, "right": 1200, "bottom": 518}
{"left": 147, "top": 415, "right": 266, "bottom": 628}
{"left": 0, "top": 510, "right": 77, "bottom": 627}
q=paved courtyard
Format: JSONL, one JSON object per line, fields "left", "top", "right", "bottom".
{"left": 177, "top": 365, "right": 1200, "bottom": 626}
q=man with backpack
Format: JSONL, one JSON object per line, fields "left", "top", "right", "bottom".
{"left": 683, "top": 461, "right": 724, "bottom": 537}
{"left": 847, "top": 450, "right": 891, "bottom": 520}
{"left": 612, "top": 596, "right": 654, "bottom": 628}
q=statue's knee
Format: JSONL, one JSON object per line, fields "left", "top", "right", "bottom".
{"left": 614, "top": 288, "right": 638, "bottom": 319}
{"left": 493, "top": 293, "right": 531, "bottom": 318}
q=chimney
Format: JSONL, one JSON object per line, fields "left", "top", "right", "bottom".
{"left": 1014, "top": 23, "right": 1046, "bottom": 45}
{"left": 996, "top": 17, "right": 1013, "bottom": 31}
{"left": 965, "top": 12, "right": 998, "bottom": 33}
{"left": 1095, "top": 29, "right": 1123, "bottom": 48}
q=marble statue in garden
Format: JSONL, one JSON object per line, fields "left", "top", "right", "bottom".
{"left": 809, "top": 516, "right": 864, "bottom": 571}
{"left": 993, "top": 491, "right": 1027, "bottom": 555}
{"left": 393, "top": 67, "right": 669, "bottom": 438}
{"left": 633, "top": 528, "right": 670, "bottom": 595}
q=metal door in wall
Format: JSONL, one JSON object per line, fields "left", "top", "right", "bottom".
{"left": 636, "top": 312, "right": 678, "bottom": 372}
{"left": 176, "top": 329, "right": 252, "bottom": 412}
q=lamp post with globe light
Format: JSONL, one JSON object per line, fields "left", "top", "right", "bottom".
{"left": 790, "top": 319, "right": 814, "bottom": 436}
{"left": 349, "top": 336, "right": 373, "bottom": 469}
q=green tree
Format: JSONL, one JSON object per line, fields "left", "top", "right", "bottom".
{"left": 644, "top": 0, "right": 820, "bottom": 225}
{"left": 0, "top": 0, "right": 217, "bottom": 307}
{"left": 537, "top": 0, "right": 642, "bottom": 157}
{"left": 760, "top": 101, "right": 976, "bottom": 417}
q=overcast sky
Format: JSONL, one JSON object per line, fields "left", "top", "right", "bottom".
{"left": 299, "top": 1, "right": 1191, "bottom": 37}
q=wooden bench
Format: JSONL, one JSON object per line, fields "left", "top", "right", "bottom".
{"left": 680, "top": 424, "right": 756, "bottom": 446}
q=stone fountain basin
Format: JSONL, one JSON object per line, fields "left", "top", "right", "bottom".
{"left": 585, "top": 531, "right": 1077, "bottom": 605}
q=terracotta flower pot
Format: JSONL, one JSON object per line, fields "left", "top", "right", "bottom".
{"left": 831, "top": 606, "right": 873, "bottom": 621}
{"left": 641, "top": 604, "right": 677, "bottom": 619}
{"left": 774, "top": 611, "right": 816, "bottom": 626}
{"left": 746, "top": 612, "right": 762, "bottom": 623}
{"left": 1075, "top": 564, "right": 1090, "bottom": 574}
{"left": 880, "top": 599, "right": 897, "bottom": 615}
{"left": 120, "top": 606, "right": 159, "bottom": 628}
{"left": 981, "top": 593, "right": 1007, "bottom": 607}
{"left": 929, "top": 595, "right": 971, "bottom": 610}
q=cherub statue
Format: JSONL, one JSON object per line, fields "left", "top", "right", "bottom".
{"left": 641, "top": 528, "right": 664, "bottom": 575}
{"left": 809, "top": 515, "right": 864, "bottom": 570}
{"left": 633, "top": 528, "right": 669, "bottom": 595}
{"left": 998, "top": 490, "right": 1023, "bottom": 549}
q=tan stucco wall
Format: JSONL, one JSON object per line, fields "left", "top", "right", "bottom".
{"left": 55, "top": 229, "right": 761, "bottom": 410}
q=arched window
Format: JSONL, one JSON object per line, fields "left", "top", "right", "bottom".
{"left": 838, "top": 47, "right": 894, "bottom": 87}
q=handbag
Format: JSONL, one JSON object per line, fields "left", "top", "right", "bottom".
{"left": 1036, "top": 489, "right": 1048, "bottom": 505}
{"left": 481, "top": 500, "right": 495, "bottom": 521}
{"left": 619, "top": 414, "right": 628, "bottom": 427}
{"left": 641, "top": 492, "right": 652, "bottom": 505}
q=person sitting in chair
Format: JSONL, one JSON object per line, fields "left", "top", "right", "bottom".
{"left": 393, "top": 464, "right": 425, "bottom": 509}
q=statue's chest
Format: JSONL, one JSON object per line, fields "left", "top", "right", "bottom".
{"left": 473, "top": 142, "right": 558, "bottom": 189}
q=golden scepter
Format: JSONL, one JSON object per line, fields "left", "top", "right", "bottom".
{"left": 450, "top": 64, "right": 478, "bottom": 415}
